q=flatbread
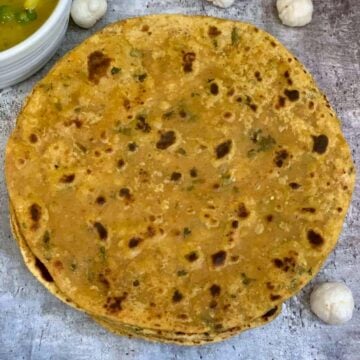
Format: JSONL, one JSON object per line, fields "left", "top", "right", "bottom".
{"left": 5, "top": 15, "right": 355, "bottom": 341}
{"left": 10, "top": 205, "right": 281, "bottom": 344}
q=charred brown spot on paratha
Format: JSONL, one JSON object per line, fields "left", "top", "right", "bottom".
{"left": 127, "top": 142, "right": 138, "bottom": 152}
{"left": 156, "top": 131, "right": 176, "bottom": 150}
{"left": 185, "top": 251, "right": 199, "bottom": 262}
{"left": 29, "top": 133, "right": 38, "bottom": 143}
{"left": 289, "top": 182, "right": 301, "bottom": 189}
{"left": 273, "top": 255, "right": 297, "bottom": 272}
{"left": 135, "top": 115, "right": 151, "bottom": 133}
{"left": 275, "top": 96, "right": 286, "bottom": 109}
{"left": 87, "top": 51, "right": 111, "bottom": 84}
{"left": 117, "top": 159, "right": 125, "bottom": 169}
{"left": 53, "top": 260, "right": 63, "bottom": 271}
{"left": 270, "top": 294, "right": 281, "bottom": 301}
{"left": 35, "top": 257, "right": 53, "bottom": 282}
{"left": 128, "top": 237, "right": 142, "bottom": 248}
{"left": 29, "top": 203, "right": 42, "bottom": 222}
{"left": 190, "top": 167, "right": 198, "bottom": 177}
{"left": 274, "top": 150, "right": 289, "bottom": 167}
{"left": 182, "top": 52, "right": 196, "bottom": 73}
{"left": 312, "top": 135, "right": 329, "bottom": 154}
{"left": 210, "top": 284, "right": 221, "bottom": 297}
{"left": 64, "top": 119, "right": 82, "bottom": 128}
{"left": 210, "top": 82, "right": 219, "bottom": 95}
{"left": 145, "top": 225, "right": 156, "bottom": 238}
{"left": 209, "top": 300, "right": 218, "bottom": 308}
{"left": 245, "top": 96, "right": 258, "bottom": 112}
{"left": 266, "top": 215, "right": 273, "bottom": 222}
{"left": 231, "top": 220, "right": 239, "bottom": 228}
{"left": 172, "top": 290, "right": 183, "bottom": 303}
{"left": 284, "top": 71, "right": 293, "bottom": 85}
{"left": 208, "top": 26, "right": 221, "bottom": 37}
{"left": 309, "top": 101, "right": 315, "bottom": 109}
{"left": 266, "top": 282, "right": 275, "bottom": 290}
{"left": 119, "top": 187, "right": 133, "bottom": 201}
{"left": 302, "top": 207, "right": 316, "bottom": 213}
{"left": 93, "top": 222, "right": 108, "bottom": 240}
{"left": 215, "top": 140, "right": 232, "bottom": 159}
{"left": 254, "top": 71, "right": 262, "bottom": 82}
{"left": 133, "top": 280, "right": 140, "bottom": 287}
{"left": 98, "top": 273, "right": 110, "bottom": 288}
{"left": 137, "top": 73, "right": 147, "bottom": 82}
{"left": 170, "top": 172, "right": 182, "bottom": 181}
{"left": 211, "top": 250, "right": 227, "bottom": 267}
{"left": 261, "top": 306, "right": 278, "bottom": 320}
{"left": 104, "top": 293, "right": 127, "bottom": 313}
{"left": 284, "top": 89, "right": 300, "bottom": 101}
{"left": 96, "top": 196, "right": 106, "bottom": 205}
{"left": 123, "top": 99, "right": 131, "bottom": 110}
{"left": 237, "top": 203, "right": 249, "bottom": 218}
{"left": 307, "top": 229, "right": 324, "bottom": 247}
{"left": 60, "top": 174, "right": 75, "bottom": 183}
{"left": 273, "top": 258, "right": 283, "bottom": 268}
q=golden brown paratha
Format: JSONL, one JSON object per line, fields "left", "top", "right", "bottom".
{"left": 10, "top": 204, "right": 282, "bottom": 344}
{"left": 5, "top": 15, "right": 355, "bottom": 343}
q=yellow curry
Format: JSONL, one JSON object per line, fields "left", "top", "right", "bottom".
{"left": 0, "top": 0, "right": 58, "bottom": 51}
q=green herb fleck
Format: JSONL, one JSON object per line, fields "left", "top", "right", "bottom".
{"left": 0, "top": 5, "right": 15, "bottom": 22}
{"left": 117, "top": 126, "right": 132, "bottom": 136}
{"left": 183, "top": 227, "right": 192, "bottom": 238}
{"left": 75, "top": 142, "right": 87, "bottom": 153}
{"left": 258, "top": 135, "right": 276, "bottom": 152}
{"left": 241, "top": 273, "right": 254, "bottom": 285}
{"left": 16, "top": 9, "right": 37, "bottom": 23}
{"left": 111, "top": 67, "right": 121, "bottom": 75}
{"left": 130, "top": 48, "right": 143, "bottom": 57}
{"left": 192, "top": 178, "right": 205, "bottom": 184}
{"left": 70, "top": 262, "right": 77, "bottom": 271}
{"left": 221, "top": 172, "right": 233, "bottom": 185}
{"left": 247, "top": 149, "right": 257, "bottom": 158}
{"left": 163, "top": 110, "right": 174, "bottom": 119}
{"left": 42, "top": 231, "right": 50, "bottom": 244}
{"left": 186, "top": 185, "right": 194, "bottom": 191}
{"left": 212, "top": 39, "right": 218, "bottom": 48}
{"left": 247, "top": 129, "right": 276, "bottom": 157}
{"left": 177, "top": 270, "right": 188, "bottom": 277}
{"left": 176, "top": 148, "right": 187, "bottom": 156}
{"left": 99, "top": 246, "right": 106, "bottom": 261}
{"left": 231, "top": 27, "right": 240, "bottom": 46}
{"left": 54, "top": 102, "right": 62, "bottom": 111}
{"left": 191, "top": 92, "right": 200, "bottom": 97}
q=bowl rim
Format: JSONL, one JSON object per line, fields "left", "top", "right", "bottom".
{"left": 0, "top": 0, "right": 71, "bottom": 61}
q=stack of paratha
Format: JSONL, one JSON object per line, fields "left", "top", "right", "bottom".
{"left": 5, "top": 15, "right": 355, "bottom": 345}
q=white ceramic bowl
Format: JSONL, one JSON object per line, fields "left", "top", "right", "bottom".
{"left": 0, "top": 0, "right": 72, "bottom": 89}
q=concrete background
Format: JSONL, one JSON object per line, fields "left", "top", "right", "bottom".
{"left": 0, "top": 1, "right": 359, "bottom": 359}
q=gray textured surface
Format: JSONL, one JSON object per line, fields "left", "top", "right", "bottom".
{"left": 0, "top": 1, "right": 359, "bottom": 359}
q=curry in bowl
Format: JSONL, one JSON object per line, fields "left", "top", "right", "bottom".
{"left": 0, "top": 0, "right": 58, "bottom": 51}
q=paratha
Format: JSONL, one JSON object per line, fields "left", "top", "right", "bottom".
{"left": 5, "top": 15, "right": 355, "bottom": 343}
{"left": 10, "top": 204, "right": 281, "bottom": 345}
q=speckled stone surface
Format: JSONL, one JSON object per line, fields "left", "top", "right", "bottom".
{"left": 0, "top": 1, "right": 359, "bottom": 359}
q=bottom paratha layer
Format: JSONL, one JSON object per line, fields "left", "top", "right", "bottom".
{"left": 10, "top": 206, "right": 281, "bottom": 345}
